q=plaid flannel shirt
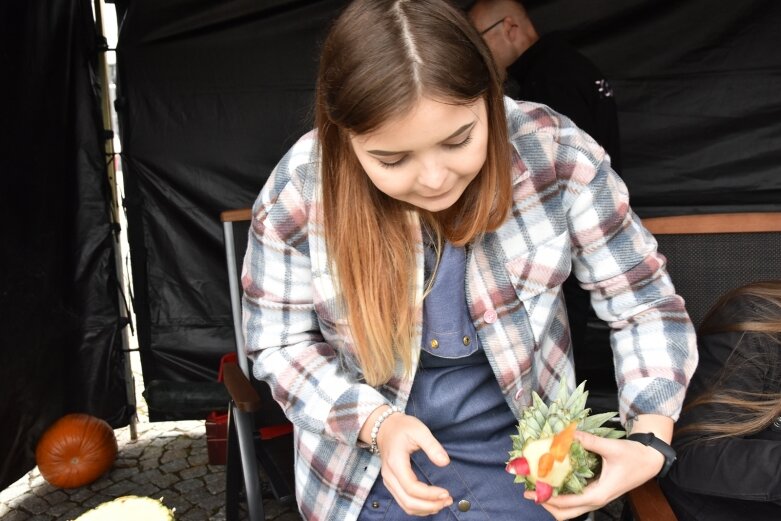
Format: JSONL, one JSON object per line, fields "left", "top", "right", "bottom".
{"left": 242, "top": 97, "right": 698, "bottom": 521}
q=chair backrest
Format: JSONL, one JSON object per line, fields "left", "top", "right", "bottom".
{"left": 642, "top": 212, "right": 781, "bottom": 328}
{"left": 624, "top": 211, "right": 781, "bottom": 521}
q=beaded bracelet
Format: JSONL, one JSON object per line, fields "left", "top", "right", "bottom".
{"left": 369, "top": 406, "right": 402, "bottom": 455}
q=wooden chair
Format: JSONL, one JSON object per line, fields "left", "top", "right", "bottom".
{"left": 622, "top": 211, "right": 781, "bottom": 521}
{"left": 642, "top": 211, "right": 781, "bottom": 328}
{"left": 624, "top": 479, "right": 679, "bottom": 521}
{"left": 220, "top": 208, "right": 295, "bottom": 521}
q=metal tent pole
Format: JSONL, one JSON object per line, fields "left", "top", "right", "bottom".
{"left": 93, "top": 0, "right": 138, "bottom": 440}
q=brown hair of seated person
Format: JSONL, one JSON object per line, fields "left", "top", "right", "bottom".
{"left": 316, "top": 0, "right": 512, "bottom": 386}
{"left": 674, "top": 281, "right": 781, "bottom": 444}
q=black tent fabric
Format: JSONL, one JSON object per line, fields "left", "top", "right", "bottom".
{"left": 527, "top": 0, "right": 781, "bottom": 214}
{"left": 0, "top": 0, "right": 132, "bottom": 490}
{"left": 115, "top": 0, "right": 346, "bottom": 419}
{"left": 114, "top": 0, "right": 781, "bottom": 420}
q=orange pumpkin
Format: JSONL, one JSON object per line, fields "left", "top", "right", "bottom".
{"left": 35, "top": 413, "right": 118, "bottom": 488}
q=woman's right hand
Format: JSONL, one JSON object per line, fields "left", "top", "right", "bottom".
{"left": 374, "top": 411, "right": 453, "bottom": 516}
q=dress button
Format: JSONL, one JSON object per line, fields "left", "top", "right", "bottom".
{"left": 462, "top": 336, "right": 470, "bottom": 346}
{"left": 430, "top": 339, "right": 439, "bottom": 349}
{"left": 371, "top": 500, "right": 380, "bottom": 509}
{"left": 483, "top": 309, "right": 497, "bottom": 323}
{"left": 458, "top": 499, "right": 471, "bottom": 512}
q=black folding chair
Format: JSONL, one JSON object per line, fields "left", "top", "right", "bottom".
{"left": 220, "top": 208, "right": 295, "bottom": 521}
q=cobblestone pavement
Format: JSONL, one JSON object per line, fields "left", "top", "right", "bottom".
{"left": 0, "top": 352, "right": 301, "bottom": 521}
{"left": 0, "top": 351, "right": 624, "bottom": 521}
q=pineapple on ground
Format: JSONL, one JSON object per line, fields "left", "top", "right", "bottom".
{"left": 506, "top": 380, "right": 624, "bottom": 503}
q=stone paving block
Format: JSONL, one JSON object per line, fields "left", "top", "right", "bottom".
{"left": 139, "top": 458, "right": 163, "bottom": 471}
{"left": 173, "top": 478, "right": 204, "bottom": 494}
{"left": 31, "top": 484, "right": 54, "bottom": 498}
{"left": 161, "top": 493, "right": 192, "bottom": 517}
{"left": 191, "top": 488, "right": 223, "bottom": 510}
{"left": 65, "top": 488, "right": 94, "bottom": 502}
{"left": 147, "top": 471, "right": 179, "bottom": 489}
{"left": 42, "top": 489, "right": 68, "bottom": 505}
{"left": 149, "top": 436, "right": 174, "bottom": 448}
{"left": 169, "top": 437, "right": 197, "bottom": 450}
{"left": 125, "top": 483, "right": 162, "bottom": 498}
{"left": 2, "top": 509, "right": 30, "bottom": 521}
{"left": 130, "top": 467, "right": 163, "bottom": 484}
{"left": 21, "top": 496, "right": 49, "bottom": 515}
{"left": 141, "top": 446, "right": 164, "bottom": 459}
{"left": 113, "top": 457, "right": 140, "bottom": 468}
{"left": 118, "top": 442, "right": 146, "bottom": 459}
{"left": 180, "top": 465, "right": 208, "bottom": 480}
{"left": 205, "top": 476, "right": 226, "bottom": 495}
{"left": 47, "top": 500, "right": 78, "bottom": 517}
{"left": 60, "top": 505, "right": 86, "bottom": 520}
{"left": 102, "top": 479, "right": 138, "bottom": 496}
{"left": 108, "top": 466, "right": 138, "bottom": 481}
{"left": 87, "top": 477, "right": 114, "bottom": 493}
{"left": 159, "top": 458, "right": 189, "bottom": 473}
{"left": 160, "top": 448, "right": 188, "bottom": 464}
{"left": 81, "top": 493, "right": 112, "bottom": 509}
{"left": 178, "top": 506, "right": 210, "bottom": 521}
{"left": 187, "top": 451, "right": 209, "bottom": 466}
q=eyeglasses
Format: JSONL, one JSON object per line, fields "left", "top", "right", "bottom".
{"left": 479, "top": 18, "right": 504, "bottom": 36}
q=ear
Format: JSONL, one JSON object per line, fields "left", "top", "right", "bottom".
{"left": 502, "top": 17, "right": 519, "bottom": 43}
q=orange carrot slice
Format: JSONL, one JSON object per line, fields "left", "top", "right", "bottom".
{"left": 537, "top": 452, "right": 554, "bottom": 478}
{"left": 550, "top": 422, "right": 578, "bottom": 462}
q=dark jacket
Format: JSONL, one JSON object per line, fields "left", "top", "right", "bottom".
{"left": 660, "top": 294, "right": 781, "bottom": 521}
{"left": 505, "top": 32, "right": 621, "bottom": 173}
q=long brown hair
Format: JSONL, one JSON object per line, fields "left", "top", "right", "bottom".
{"left": 315, "top": 0, "right": 512, "bottom": 386}
{"left": 675, "top": 281, "right": 781, "bottom": 443}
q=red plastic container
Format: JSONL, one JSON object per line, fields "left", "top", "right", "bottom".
{"left": 205, "top": 352, "right": 237, "bottom": 465}
{"left": 205, "top": 352, "right": 294, "bottom": 465}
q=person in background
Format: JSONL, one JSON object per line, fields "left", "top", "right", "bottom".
{"left": 468, "top": 0, "right": 622, "bottom": 405}
{"left": 660, "top": 281, "right": 781, "bottom": 520}
{"left": 243, "top": 0, "right": 697, "bottom": 519}
{"left": 467, "top": 0, "right": 621, "bottom": 172}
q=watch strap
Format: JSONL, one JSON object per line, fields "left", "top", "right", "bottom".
{"left": 627, "top": 432, "right": 677, "bottom": 478}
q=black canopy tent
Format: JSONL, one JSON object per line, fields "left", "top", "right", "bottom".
{"left": 2, "top": 0, "right": 780, "bottom": 491}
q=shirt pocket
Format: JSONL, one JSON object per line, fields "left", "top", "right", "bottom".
{"left": 504, "top": 232, "right": 572, "bottom": 346}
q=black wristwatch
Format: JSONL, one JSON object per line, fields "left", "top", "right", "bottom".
{"left": 627, "top": 432, "right": 677, "bottom": 478}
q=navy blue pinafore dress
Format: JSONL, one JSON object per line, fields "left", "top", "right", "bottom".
{"left": 358, "top": 240, "right": 552, "bottom": 520}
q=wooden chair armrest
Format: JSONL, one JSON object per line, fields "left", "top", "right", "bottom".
{"left": 221, "top": 208, "right": 252, "bottom": 223}
{"left": 222, "top": 361, "right": 262, "bottom": 413}
{"left": 627, "top": 479, "right": 678, "bottom": 521}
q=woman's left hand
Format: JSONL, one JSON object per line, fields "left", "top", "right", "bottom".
{"left": 523, "top": 430, "right": 665, "bottom": 521}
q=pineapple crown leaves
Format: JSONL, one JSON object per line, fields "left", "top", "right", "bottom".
{"left": 508, "top": 379, "right": 625, "bottom": 495}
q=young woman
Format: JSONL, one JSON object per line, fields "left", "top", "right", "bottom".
{"left": 242, "top": 0, "right": 697, "bottom": 519}
{"left": 660, "top": 282, "right": 781, "bottom": 520}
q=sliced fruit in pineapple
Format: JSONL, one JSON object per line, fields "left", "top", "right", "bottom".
{"left": 72, "top": 495, "right": 175, "bottom": 520}
{"left": 507, "top": 380, "right": 625, "bottom": 501}
{"left": 522, "top": 433, "right": 574, "bottom": 487}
